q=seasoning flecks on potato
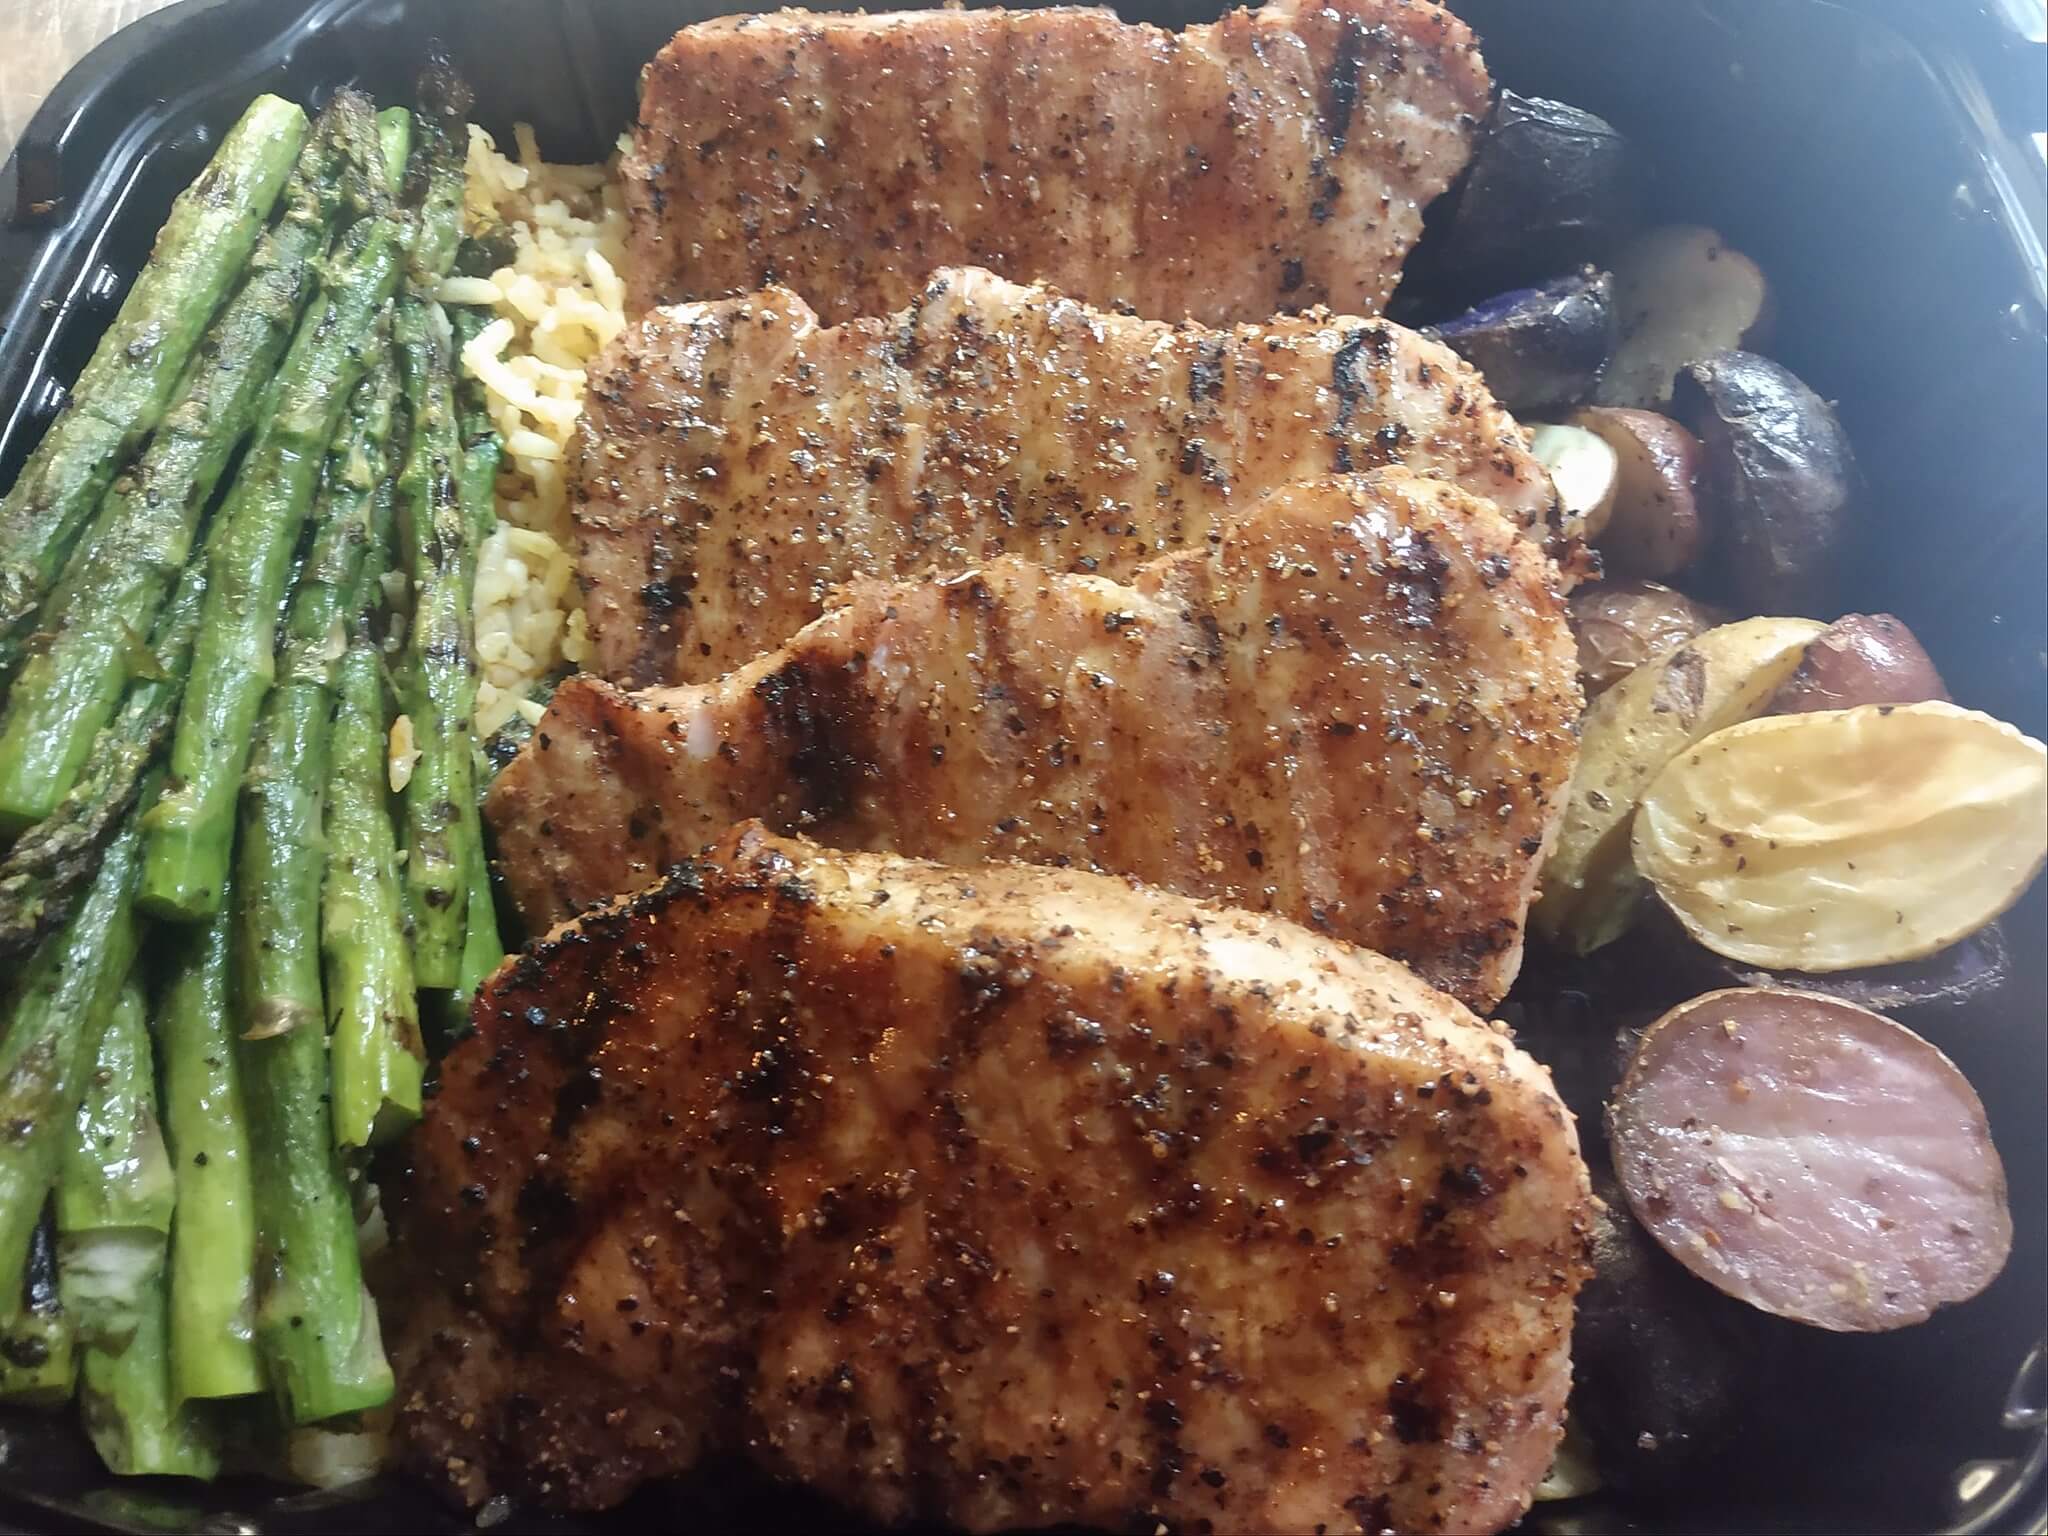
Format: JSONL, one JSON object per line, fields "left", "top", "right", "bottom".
{"left": 1633, "top": 702, "right": 2047, "bottom": 972}
{"left": 1536, "top": 615, "right": 1824, "bottom": 954}
{"left": 1609, "top": 987, "right": 2012, "bottom": 1332}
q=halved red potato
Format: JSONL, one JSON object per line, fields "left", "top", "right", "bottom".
{"left": 1609, "top": 987, "right": 2011, "bottom": 1332}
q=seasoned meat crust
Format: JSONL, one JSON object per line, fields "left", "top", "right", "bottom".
{"left": 624, "top": 0, "right": 1491, "bottom": 326}
{"left": 388, "top": 826, "right": 1593, "bottom": 1531}
{"left": 575, "top": 266, "right": 1562, "bottom": 687}
{"left": 495, "top": 470, "right": 1580, "bottom": 1011}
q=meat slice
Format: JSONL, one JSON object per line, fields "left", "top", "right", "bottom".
{"left": 387, "top": 825, "right": 1593, "bottom": 1530}
{"left": 624, "top": 0, "right": 1491, "bottom": 326}
{"left": 576, "top": 266, "right": 1563, "bottom": 686}
{"left": 497, "top": 469, "right": 1579, "bottom": 1011}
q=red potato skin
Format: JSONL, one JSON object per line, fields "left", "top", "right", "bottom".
{"left": 1608, "top": 988, "right": 2011, "bottom": 1333}
{"left": 1571, "top": 407, "right": 1706, "bottom": 578}
{"left": 1569, "top": 580, "right": 1725, "bottom": 695}
{"left": 1766, "top": 612, "right": 1949, "bottom": 714}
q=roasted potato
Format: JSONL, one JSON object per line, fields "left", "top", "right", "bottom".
{"left": 1426, "top": 270, "right": 1617, "bottom": 415}
{"left": 1570, "top": 581, "right": 1726, "bottom": 696}
{"left": 1633, "top": 702, "right": 2048, "bottom": 971}
{"left": 1571, "top": 407, "right": 1707, "bottom": 577}
{"left": 1765, "top": 612, "right": 1948, "bottom": 714}
{"left": 1437, "top": 92, "right": 1636, "bottom": 289}
{"left": 1528, "top": 422, "right": 1619, "bottom": 542}
{"left": 1673, "top": 350, "right": 1856, "bottom": 612}
{"left": 1535, "top": 616, "right": 1824, "bottom": 954}
{"left": 1608, "top": 988, "right": 2012, "bottom": 1332}
{"left": 1595, "top": 227, "right": 1771, "bottom": 409}
{"left": 1572, "top": 1165, "right": 1757, "bottom": 1490}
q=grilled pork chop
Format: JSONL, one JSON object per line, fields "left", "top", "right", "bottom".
{"left": 497, "top": 469, "right": 1579, "bottom": 1011}
{"left": 576, "top": 266, "right": 1563, "bottom": 687}
{"left": 388, "top": 825, "right": 1593, "bottom": 1530}
{"left": 624, "top": 0, "right": 1491, "bottom": 326}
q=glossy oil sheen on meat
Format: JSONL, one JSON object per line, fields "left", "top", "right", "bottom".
{"left": 497, "top": 470, "right": 1580, "bottom": 1011}
{"left": 624, "top": 0, "right": 1491, "bottom": 325}
{"left": 575, "top": 266, "right": 1562, "bottom": 686}
{"left": 387, "top": 826, "right": 1593, "bottom": 1531}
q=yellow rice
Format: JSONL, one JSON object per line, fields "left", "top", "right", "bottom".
{"left": 452, "top": 124, "right": 628, "bottom": 735}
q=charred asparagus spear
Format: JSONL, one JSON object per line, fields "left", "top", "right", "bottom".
{"left": 0, "top": 105, "right": 351, "bottom": 833}
{"left": 158, "top": 878, "right": 262, "bottom": 1403}
{"left": 235, "top": 357, "right": 394, "bottom": 1038}
{"left": 0, "top": 552, "right": 205, "bottom": 957}
{"left": 326, "top": 639, "right": 424, "bottom": 1148}
{"left": 0, "top": 95, "right": 307, "bottom": 667}
{"left": 140, "top": 93, "right": 407, "bottom": 921}
{"left": 392, "top": 64, "right": 480, "bottom": 988}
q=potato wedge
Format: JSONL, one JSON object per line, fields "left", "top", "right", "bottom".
{"left": 1633, "top": 702, "right": 2048, "bottom": 971}
{"left": 1594, "top": 227, "right": 1770, "bottom": 409}
{"left": 1534, "top": 615, "right": 1824, "bottom": 952}
{"left": 1570, "top": 407, "right": 1706, "bottom": 577}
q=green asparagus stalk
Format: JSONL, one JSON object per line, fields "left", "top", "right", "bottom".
{"left": 158, "top": 879, "right": 262, "bottom": 1402}
{"left": 449, "top": 304, "right": 504, "bottom": 544}
{"left": 0, "top": 111, "right": 354, "bottom": 833}
{"left": 440, "top": 300, "right": 506, "bottom": 1041}
{"left": 140, "top": 94, "right": 409, "bottom": 922}
{"left": 234, "top": 356, "right": 395, "bottom": 1040}
{"left": 327, "top": 641, "right": 425, "bottom": 1148}
{"left": 0, "top": 772, "right": 155, "bottom": 1340}
{"left": 232, "top": 366, "right": 400, "bottom": 1415}
{"left": 0, "top": 552, "right": 205, "bottom": 957}
{"left": 0, "top": 1213, "right": 75, "bottom": 1406}
{"left": 0, "top": 96, "right": 308, "bottom": 666}
{"left": 78, "top": 1270, "right": 221, "bottom": 1479}
{"left": 377, "top": 107, "right": 413, "bottom": 191}
{"left": 393, "top": 72, "right": 481, "bottom": 986}
{"left": 56, "top": 978, "right": 174, "bottom": 1349}
{"left": 235, "top": 960, "right": 396, "bottom": 1423}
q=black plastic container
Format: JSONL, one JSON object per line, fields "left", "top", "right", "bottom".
{"left": 1, "top": 0, "right": 2043, "bottom": 1531}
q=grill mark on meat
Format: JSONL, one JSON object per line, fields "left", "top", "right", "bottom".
{"left": 1322, "top": 17, "right": 1372, "bottom": 156}
{"left": 495, "top": 470, "right": 1581, "bottom": 1012}
{"left": 385, "top": 828, "right": 1592, "bottom": 1530}
{"left": 623, "top": 0, "right": 1491, "bottom": 325}
{"left": 574, "top": 270, "right": 1563, "bottom": 687}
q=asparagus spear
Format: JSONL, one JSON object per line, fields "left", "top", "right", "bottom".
{"left": 56, "top": 978, "right": 174, "bottom": 1350}
{"left": 158, "top": 879, "right": 262, "bottom": 1402}
{"left": 0, "top": 772, "right": 155, "bottom": 1340}
{"left": 435, "top": 758, "right": 505, "bottom": 1049}
{"left": 0, "top": 96, "right": 308, "bottom": 665}
{"left": 235, "top": 356, "right": 395, "bottom": 1040}
{"left": 78, "top": 1270, "right": 221, "bottom": 1479}
{"left": 327, "top": 640, "right": 425, "bottom": 1147}
{"left": 0, "top": 111, "right": 355, "bottom": 834}
{"left": 235, "top": 960, "right": 396, "bottom": 1422}
{"left": 394, "top": 70, "right": 482, "bottom": 986}
{"left": 232, "top": 366, "right": 401, "bottom": 1421}
{"left": 140, "top": 94, "right": 409, "bottom": 922}
{"left": 449, "top": 304, "right": 504, "bottom": 544}
{"left": 377, "top": 107, "right": 413, "bottom": 190}
{"left": 0, "top": 1213, "right": 75, "bottom": 1406}
{"left": 0, "top": 553, "right": 204, "bottom": 957}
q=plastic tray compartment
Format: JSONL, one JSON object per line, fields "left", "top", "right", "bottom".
{"left": 0, "top": 0, "right": 2043, "bottom": 1532}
